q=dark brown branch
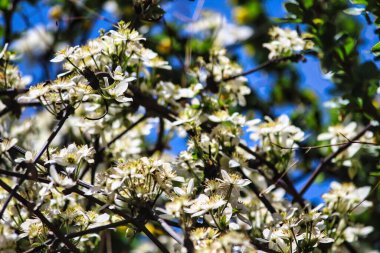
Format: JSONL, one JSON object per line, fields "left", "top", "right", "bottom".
{"left": 68, "top": 219, "right": 130, "bottom": 238}
{"left": 0, "top": 88, "right": 29, "bottom": 96}
{"left": 0, "top": 169, "right": 50, "bottom": 184}
{"left": 300, "top": 123, "right": 372, "bottom": 195}
{"left": 101, "top": 114, "right": 148, "bottom": 152}
{"left": 0, "top": 106, "right": 73, "bottom": 219}
{"left": 72, "top": 188, "right": 170, "bottom": 253}
{"left": 236, "top": 166, "right": 277, "bottom": 213}
{"left": 240, "top": 143, "right": 305, "bottom": 206}
{"left": 0, "top": 178, "right": 80, "bottom": 252}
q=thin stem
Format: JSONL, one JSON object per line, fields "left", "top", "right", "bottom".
{"left": 300, "top": 123, "right": 372, "bottom": 195}
{"left": 101, "top": 114, "right": 147, "bottom": 152}
{"left": 0, "top": 106, "right": 73, "bottom": 219}
{"left": 0, "top": 179, "right": 80, "bottom": 253}
{"left": 222, "top": 54, "right": 304, "bottom": 82}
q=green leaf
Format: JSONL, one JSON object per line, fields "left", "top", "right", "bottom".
{"left": 348, "top": 166, "right": 358, "bottom": 179}
{"left": 0, "top": 0, "right": 10, "bottom": 10}
{"left": 343, "top": 37, "right": 356, "bottom": 55}
{"left": 285, "top": 2, "right": 303, "bottom": 17}
{"left": 370, "top": 172, "right": 380, "bottom": 177}
{"left": 350, "top": 0, "right": 368, "bottom": 4}
{"left": 303, "top": 0, "right": 313, "bottom": 9}
{"left": 343, "top": 7, "right": 365, "bottom": 16}
{"left": 372, "top": 42, "right": 380, "bottom": 52}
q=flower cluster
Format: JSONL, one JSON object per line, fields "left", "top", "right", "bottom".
{"left": 317, "top": 122, "right": 374, "bottom": 167}
{"left": 96, "top": 157, "right": 183, "bottom": 212}
{"left": 0, "top": 10, "right": 377, "bottom": 253}
{"left": 263, "top": 27, "right": 314, "bottom": 59}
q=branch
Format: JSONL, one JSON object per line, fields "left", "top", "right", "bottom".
{"left": 0, "top": 106, "right": 73, "bottom": 219}
{"left": 271, "top": 140, "right": 378, "bottom": 151}
{"left": 0, "top": 88, "right": 29, "bottom": 96}
{"left": 300, "top": 123, "right": 373, "bottom": 195}
{"left": 222, "top": 54, "right": 304, "bottom": 82}
{"left": 0, "top": 178, "right": 80, "bottom": 253}
{"left": 240, "top": 143, "right": 305, "bottom": 206}
{"left": 100, "top": 114, "right": 148, "bottom": 152}
{"left": 2, "top": 0, "right": 21, "bottom": 46}
{"left": 72, "top": 188, "right": 170, "bottom": 253}
{"left": 236, "top": 166, "right": 277, "bottom": 214}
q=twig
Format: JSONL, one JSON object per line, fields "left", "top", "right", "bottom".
{"left": 0, "top": 106, "right": 73, "bottom": 219}
{"left": 236, "top": 166, "right": 276, "bottom": 213}
{"left": 0, "top": 178, "right": 80, "bottom": 253}
{"left": 222, "top": 54, "right": 304, "bottom": 82}
{"left": 72, "top": 188, "right": 170, "bottom": 253}
{"left": 300, "top": 124, "right": 372, "bottom": 195}
{"left": 349, "top": 177, "right": 380, "bottom": 214}
{"left": 271, "top": 139, "right": 378, "bottom": 151}
{"left": 67, "top": 220, "right": 130, "bottom": 238}
{"left": 101, "top": 114, "right": 147, "bottom": 151}
{"left": 0, "top": 169, "right": 50, "bottom": 184}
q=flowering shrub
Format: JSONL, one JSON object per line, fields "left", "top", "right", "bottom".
{"left": 1, "top": 0, "right": 380, "bottom": 252}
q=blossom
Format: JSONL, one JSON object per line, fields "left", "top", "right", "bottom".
{"left": 184, "top": 194, "right": 226, "bottom": 217}
{"left": 20, "top": 218, "right": 47, "bottom": 239}
{"left": 247, "top": 114, "right": 304, "bottom": 151}
{"left": 50, "top": 46, "right": 80, "bottom": 63}
{"left": 47, "top": 144, "right": 94, "bottom": 173}
{"left": 217, "top": 170, "right": 250, "bottom": 200}
{"left": 263, "top": 26, "right": 314, "bottom": 59}
{"left": 103, "top": 66, "right": 135, "bottom": 102}
{"left": 317, "top": 122, "right": 373, "bottom": 166}
{"left": 322, "top": 181, "right": 372, "bottom": 215}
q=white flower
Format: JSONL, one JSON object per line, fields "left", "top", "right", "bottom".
{"left": 344, "top": 226, "right": 374, "bottom": 242}
{"left": 103, "top": 66, "right": 135, "bottom": 102}
{"left": 247, "top": 114, "right": 304, "bottom": 151}
{"left": 14, "top": 151, "right": 34, "bottom": 164}
{"left": 184, "top": 194, "right": 226, "bottom": 217}
{"left": 263, "top": 27, "right": 313, "bottom": 59}
{"left": 49, "top": 165, "right": 76, "bottom": 188}
{"left": 20, "top": 218, "right": 46, "bottom": 239}
{"left": 218, "top": 170, "right": 250, "bottom": 188}
{"left": 322, "top": 181, "right": 373, "bottom": 215}
{"left": 47, "top": 144, "right": 94, "bottom": 173}
{"left": 50, "top": 46, "right": 80, "bottom": 63}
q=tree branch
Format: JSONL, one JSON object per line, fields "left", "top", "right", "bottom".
{"left": 300, "top": 123, "right": 372, "bottom": 195}
{"left": 0, "top": 106, "right": 73, "bottom": 219}
{"left": 0, "top": 178, "right": 80, "bottom": 253}
{"left": 222, "top": 54, "right": 305, "bottom": 82}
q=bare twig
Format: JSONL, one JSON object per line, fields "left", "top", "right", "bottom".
{"left": 101, "top": 114, "right": 148, "bottom": 151}
{"left": 271, "top": 139, "right": 378, "bottom": 151}
{"left": 300, "top": 124, "right": 372, "bottom": 195}
{"left": 222, "top": 54, "right": 304, "bottom": 82}
{"left": 0, "top": 106, "right": 73, "bottom": 219}
{"left": 72, "top": 188, "right": 170, "bottom": 253}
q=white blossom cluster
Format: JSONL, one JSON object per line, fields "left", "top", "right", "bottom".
{"left": 263, "top": 27, "right": 314, "bottom": 59}
{"left": 0, "top": 20, "right": 377, "bottom": 253}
